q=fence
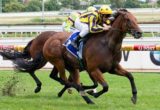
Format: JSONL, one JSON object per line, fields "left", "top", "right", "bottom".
{"left": 0, "top": 24, "right": 159, "bottom": 37}
{"left": 0, "top": 25, "right": 61, "bottom": 37}
{"left": 0, "top": 37, "right": 160, "bottom": 71}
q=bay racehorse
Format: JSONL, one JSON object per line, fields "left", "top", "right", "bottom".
{"left": 2, "top": 31, "right": 75, "bottom": 95}
{"left": 42, "top": 9, "right": 142, "bottom": 104}
{"left": 0, "top": 31, "right": 57, "bottom": 93}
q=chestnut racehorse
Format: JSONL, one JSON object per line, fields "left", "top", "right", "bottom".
{"left": 42, "top": 9, "right": 142, "bottom": 104}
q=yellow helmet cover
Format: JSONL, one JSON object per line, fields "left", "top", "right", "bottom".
{"left": 99, "top": 5, "right": 112, "bottom": 14}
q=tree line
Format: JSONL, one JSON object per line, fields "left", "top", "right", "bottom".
{"left": 1, "top": 0, "right": 160, "bottom": 12}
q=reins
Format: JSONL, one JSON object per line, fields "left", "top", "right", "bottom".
{"left": 105, "top": 11, "right": 128, "bottom": 53}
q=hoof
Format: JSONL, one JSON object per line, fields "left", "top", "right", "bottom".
{"left": 58, "top": 92, "right": 63, "bottom": 97}
{"left": 87, "top": 90, "right": 99, "bottom": 98}
{"left": 87, "top": 101, "right": 95, "bottom": 104}
{"left": 34, "top": 87, "right": 41, "bottom": 93}
{"left": 87, "top": 90, "right": 94, "bottom": 95}
{"left": 131, "top": 96, "right": 137, "bottom": 104}
{"left": 94, "top": 94, "right": 99, "bottom": 98}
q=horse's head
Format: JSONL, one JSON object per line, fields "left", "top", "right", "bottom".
{"left": 112, "top": 9, "right": 142, "bottom": 39}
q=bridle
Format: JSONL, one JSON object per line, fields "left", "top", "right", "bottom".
{"left": 110, "top": 10, "right": 141, "bottom": 38}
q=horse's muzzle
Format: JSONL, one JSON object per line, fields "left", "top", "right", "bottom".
{"left": 132, "top": 31, "right": 142, "bottom": 39}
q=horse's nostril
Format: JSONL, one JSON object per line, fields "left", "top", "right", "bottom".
{"left": 137, "top": 32, "right": 142, "bottom": 37}
{"left": 134, "top": 31, "right": 142, "bottom": 39}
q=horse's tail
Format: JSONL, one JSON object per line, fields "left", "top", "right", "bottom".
{"left": 0, "top": 40, "right": 33, "bottom": 60}
{"left": 14, "top": 51, "right": 46, "bottom": 73}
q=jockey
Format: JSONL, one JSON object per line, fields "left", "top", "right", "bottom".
{"left": 72, "top": 5, "right": 113, "bottom": 47}
{"left": 75, "top": 5, "right": 112, "bottom": 41}
{"left": 62, "top": 12, "right": 81, "bottom": 32}
{"left": 62, "top": 6, "right": 97, "bottom": 32}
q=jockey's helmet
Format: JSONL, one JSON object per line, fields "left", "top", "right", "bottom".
{"left": 98, "top": 5, "right": 112, "bottom": 15}
{"left": 86, "top": 6, "right": 97, "bottom": 12}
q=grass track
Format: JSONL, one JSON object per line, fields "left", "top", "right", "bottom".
{"left": 0, "top": 70, "right": 160, "bottom": 110}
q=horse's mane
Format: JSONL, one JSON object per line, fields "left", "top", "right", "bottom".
{"left": 118, "top": 8, "right": 128, "bottom": 12}
{"left": 113, "top": 9, "right": 128, "bottom": 19}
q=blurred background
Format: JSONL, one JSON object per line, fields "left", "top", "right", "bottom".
{"left": 0, "top": 0, "right": 160, "bottom": 69}
{"left": 0, "top": 0, "right": 160, "bottom": 24}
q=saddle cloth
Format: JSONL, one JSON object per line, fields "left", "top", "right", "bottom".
{"left": 63, "top": 31, "right": 80, "bottom": 58}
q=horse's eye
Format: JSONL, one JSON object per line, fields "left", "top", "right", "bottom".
{"left": 127, "top": 19, "right": 131, "bottom": 24}
{"left": 126, "top": 19, "right": 132, "bottom": 28}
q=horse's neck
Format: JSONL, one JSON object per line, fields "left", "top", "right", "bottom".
{"left": 107, "top": 26, "right": 125, "bottom": 52}
{"left": 105, "top": 14, "right": 126, "bottom": 52}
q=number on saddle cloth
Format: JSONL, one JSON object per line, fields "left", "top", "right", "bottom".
{"left": 63, "top": 31, "right": 80, "bottom": 58}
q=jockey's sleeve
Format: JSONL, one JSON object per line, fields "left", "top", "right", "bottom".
{"left": 64, "top": 20, "right": 73, "bottom": 32}
{"left": 88, "top": 15, "right": 103, "bottom": 33}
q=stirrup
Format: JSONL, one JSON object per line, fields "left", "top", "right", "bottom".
{"left": 77, "top": 51, "right": 82, "bottom": 59}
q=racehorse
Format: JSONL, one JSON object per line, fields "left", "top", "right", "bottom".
{"left": 0, "top": 31, "right": 57, "bottom": 93}
{"left": 41, "top": 9, "right": 142, "bottom": 104}
{"left": 14, "top": 10, "right": 141, "bottom": 103}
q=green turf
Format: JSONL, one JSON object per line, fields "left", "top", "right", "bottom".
{"left": 0, "top": 70, "right": 160, "bottom": 110}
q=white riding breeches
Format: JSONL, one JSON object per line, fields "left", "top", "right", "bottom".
{"left": 74, "top": 18, "right": 89, "bottom": 38}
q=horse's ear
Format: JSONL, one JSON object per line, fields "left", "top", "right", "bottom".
{"left": 116, "top": 8, "right": 127, "bottom": 15}
{"left": 113, "top": 10, "right": 119, "bottom": 18}
{"left": 117, "top": 8, "right": 128, "bottom": 15}
{"left": 113, "top": 8, "right": 128, "bottom": 19}
{"left": 118, "top": 8, "right": 128, "bottom": 12}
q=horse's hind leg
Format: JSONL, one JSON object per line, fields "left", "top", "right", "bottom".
{"left": 81, "top": 73, "right": 98, "bottom": 91}
{"left": 29, "top": 71, "right": 42, "bottom": 93}
{"left": 87, "top": 68, "right": 109, "bottom": 98}
{"left": 111, "top": 64, "right": 137, "bottom": 104}
{"left": 58, "top": 69, "right": 80, "bottom": 97}
{"left": 58, "top": 74, "right": 73, "bottom": 97}
{"left": 71, "top": 70, "right": 95, "bottom": 104}
{"left": 29, "top": 60, "right": 47, "bottom": 93}
{"left": 50, "top": 67, "right": 73, "bottom": 97}
{"left": 58, "top": 69, "right": 95, "bottom": 104}
{"left": 52, "top": 59, "right": 68, "bottom": 85}
{"left": 49, "top": 67, "right": 65, "bottom": 84}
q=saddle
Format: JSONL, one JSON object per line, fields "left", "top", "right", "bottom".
{"left": 63, "top": 31, "right": 89, "bottom": 69}
{"left": 63, "top": 31, "right": 80, "bottom": 58}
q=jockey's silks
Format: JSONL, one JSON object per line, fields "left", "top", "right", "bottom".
{"left": 80, "top": 11, "right": 104, "bottom": 33}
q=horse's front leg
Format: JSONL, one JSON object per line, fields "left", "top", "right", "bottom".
{"left": 110, "top": 64, "right": 137, "bottom": 104}
{"left": 81, "top": 72, "right": 98, "bottom": 91}
{"left": 87, "top": 68, "right": 109, "bottom": 98}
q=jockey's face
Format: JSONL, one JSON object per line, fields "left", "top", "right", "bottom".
{"left": 101, "top": 14, "right": 111, "bottom": 22}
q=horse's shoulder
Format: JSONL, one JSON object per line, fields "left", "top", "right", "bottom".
{"left": 85, "top": 32, "right": 106, "bottom": 47}
{"left": 87, "top": 31, "right": 106, "bottom": 40}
